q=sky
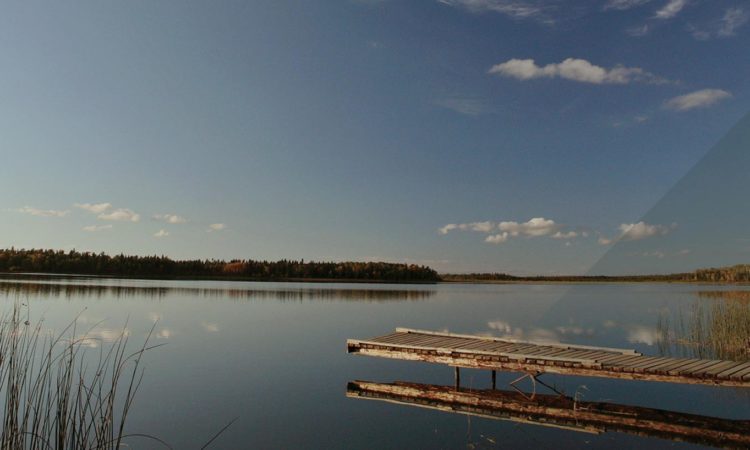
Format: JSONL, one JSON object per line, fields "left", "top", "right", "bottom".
{"left": 1, "top": 0, "right": 748, "bottom": 275}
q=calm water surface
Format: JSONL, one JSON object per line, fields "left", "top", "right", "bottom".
{"left": 1, "top": 276, "right": 749, "bottom": 449}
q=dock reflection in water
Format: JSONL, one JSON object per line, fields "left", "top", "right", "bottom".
{"left": 347, "top": 380, "right": 750, "bottom": 449}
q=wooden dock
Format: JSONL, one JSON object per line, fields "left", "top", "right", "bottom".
{"left": 347, "top": 328, "right": 750, "bottom": 387}
{"left": 347, "top": 380, "right": 750, "bottom": 448}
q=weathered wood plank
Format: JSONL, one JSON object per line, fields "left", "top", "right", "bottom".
{"left": 605, "top": 355, "right": 648, "bottom": 370}
{"left": 349, "top": 329, "right": 750, "bottom": 387}
{"left": 388, "top": 334, "right": 430, "bottom": 345}
{"left": 716, "top": 361, "right": 750, "bottom": 379}
{"left": 624, "top": 357, "right": 671, "bottom": 373}
{"left": 457, "top": 339, "right": 506, "bottom": 350}
{"left": 394, "top": 328, "right": 639, "bottom": 354}
{"left": 470, "top": 341, "right": 512, "bottom": 352}
{"left": 646, "top": 359, "right": 698, "bottom": 374}
{"left": 701, "top": 361, "right": 744, "bottom": 377}
{"left": 666, "top": 359, "right": 710, "bottom": 376}
{"left": 530, "top": 347, "right": 573, "bottom": 357}
{"left": 406, "top": 335, "right": 456, "bottom": 346}
{"left": 599, "top": 354, "right": 642, "bottom": 365}
{"left": 371, "top": 333, "right": 410, "bottom": 344}
{"left": 671, "top": 359, "right": 721, "bottom": 376}
{"left": 351, "top": 346, "right": 750, "bottom": 387}
{"left": 633, "top": 357, "right": 685, "bottom": 372}
{"left": 730, "top": 365, "right": 750, "bottom": 380}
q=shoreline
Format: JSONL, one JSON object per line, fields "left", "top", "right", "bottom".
{"left": 2, "top": 272, "right": 750, "bottom": 285}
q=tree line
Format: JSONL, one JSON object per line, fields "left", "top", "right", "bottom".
{"left": 442, "top": 265, "right": 750, "bottom": 283}
{"left": 0, "top": 248, "right": 440, "bottom": 282}
{"left": 689, "top": 265, "right": 750, "bottom": 283}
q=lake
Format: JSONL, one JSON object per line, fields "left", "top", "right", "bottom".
{"left": 1, "top": 275, "right": 749, "bottom": 449}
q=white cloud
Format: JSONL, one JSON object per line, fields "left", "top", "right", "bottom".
{"left": 438, "top": 224, "right": 459, "bottom": 235}
{"left": 627, "top": 24, "right": 651, "bottom": 36}
{"left": 654, "top": 0, "right": 687, "bottom": 20}
{"left": 440, "top": 217, "right": 586, "bottom": 245}
{"left": 499, "top": 217, "right": 558, "bottom": 237}
{"left": 603, "top": 0, "right": 651, "bottom": 11}
{"left": 627, "top": 325, "right": 660, "bottom": 345}
{"left": 487, "top": 320, "right": 513, "bottom": 334}
{"left": 488, "top": 320, "right": 559, "bottom": 343}
{"left": 555, "top": 326, "right": 594, "bottom": 336}
{"left": 718, "top": 7, "right": 749, "bottom": 37}
{"left": 154, "top": 229, "right": 169, "bottom": 238}
{"left": 83, "top": 224, "right": 113, "bottom": 232}
{"left": 17, "top": 206, "right": 69, "bottom": 218}
{"left": 98, "top": 208, "right": 140, "bottom": 222}
{"left": 207, "top": 223, "right": 226, "bottom": 232}
{"left": 488, "top": 58, "right": 668, "bottom": 84}
{"left": 74, "top": 328, "right": 130, "bottom": 349}
{"left": 201, "top": 322, "right": 219, "bottom": 333}
{"left": 664, "top": 89, "right": 731, "bottom": 111}
{"left": 153, "top": 214, "right": 187, "bottom": 224}
{"left": 435, "top": 97, "right": 492, "bottom": 116}
{"left": 155, "top": 328, "right": 172, "bottom": 339}
{"left": 438, "top": 0, "right": 544, "bottom": 20}
{"left": 74, "top": 202, "right": 112, "bottom": 214}
{"left": 469, "top": 221, "right": 495, "bottom": 232}
{"left": 598, "top": 237, "right": 613, "bottom": 245}
{"left": 618, "top": 221, "right": 673, "bottom": 241}
{"left": 439, "top": 221, "right": 495, "bottom": 234}
{"left": 485, "top": 232, "right": 509, "bottom": 244}
{"left": 693, "top": 8, "right": 749, "bottom": 40}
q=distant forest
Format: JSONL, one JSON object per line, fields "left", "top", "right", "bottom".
{"left": 0, "top": 249, "right": 440, "bottom": 282}
{"left": 2, "top": 248, "right": 750, "bottom": 284}
{"left": 441, "top": 265, "right": 750, "bottom": 283}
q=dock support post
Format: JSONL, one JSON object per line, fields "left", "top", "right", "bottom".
{"left": 454, "top": 367, "right": 460, "bottom": 390}
{"left": 491, "top": 370, "right": 496, "bottom": 389}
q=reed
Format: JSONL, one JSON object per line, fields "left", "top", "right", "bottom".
{"left": 0, "top": 306, "right": 166, "bottom": 449}
{"left": 657, "top": 292, "right": 750, "bottom": 361}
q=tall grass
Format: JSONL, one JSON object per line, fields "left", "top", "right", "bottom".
{"left": 657, "top": 292, "right": 750, "bottom": 361}
{"left": 0, "top": 306, "right": 166, "bottom": 449}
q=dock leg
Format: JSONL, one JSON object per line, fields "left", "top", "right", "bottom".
{"left": 491, "top": 370, "right": 496, "bottom": 390}
{"left": 454, "top": 367, "right": 461, "bottom": 390}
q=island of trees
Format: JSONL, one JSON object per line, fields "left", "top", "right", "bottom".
{"left": 0, "top": 248, "right": 439, "bottom": 282}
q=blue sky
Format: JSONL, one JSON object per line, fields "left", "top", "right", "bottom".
{"left": 2, "top": 0, "right": 748, "bottom": 274}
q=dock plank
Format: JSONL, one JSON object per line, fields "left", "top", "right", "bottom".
{"left": 348, "top": 328, "right": 750, "bottom": 388}
{"left": 716, "top": 361, "right": 750, "bottom": 379}
{"left": 701, "top": 361, "right": 744, "bottom": 377}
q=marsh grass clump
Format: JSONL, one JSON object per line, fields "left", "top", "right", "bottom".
{"left": 658, "top": 292, "right": 750, "bottom": 361}
{"left": 0, "top": 306, "right": 164, "bottom": 450}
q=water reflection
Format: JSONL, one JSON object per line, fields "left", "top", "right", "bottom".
{"left": 657, "top": 290, "right": 750, "bottom": 360}
{"left": 0, "top": 280, "right": 436, "bottom": 302}
{"left": 347, "top": 380, "right": 750, "bottom": 448}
